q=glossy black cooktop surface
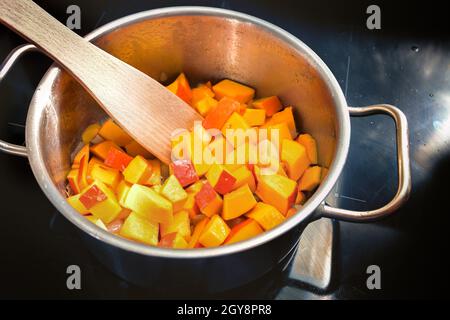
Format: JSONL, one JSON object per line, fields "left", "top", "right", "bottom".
{"left": 1, "top": 0, "right": 449, "bottom": 299}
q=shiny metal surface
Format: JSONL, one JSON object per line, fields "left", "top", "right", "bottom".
{"left": 319, "top": 104, "right": 411, "bottom": 221}
{"left": 289, "top": 218, "right": 333, "bottom": 289}
{"left": 0, "top": 6, "right": 410, "bottom": 291}
{"left": 25, "top": 7, "right": 350, "bottom": 259}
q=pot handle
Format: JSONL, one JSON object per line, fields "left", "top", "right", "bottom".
{"left": 318, "top": 104, "right": 411, "bottom": 222}
{"left": 0, "top": 44, "right": 38, "bottom": 158}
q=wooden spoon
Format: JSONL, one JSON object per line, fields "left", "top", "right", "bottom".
{"left": 0, "top": 0, "right": 202, "bottom": 164}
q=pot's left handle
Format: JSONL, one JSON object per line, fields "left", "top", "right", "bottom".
{"left": 0, "top": 44, "right": 38, "bottom": 158}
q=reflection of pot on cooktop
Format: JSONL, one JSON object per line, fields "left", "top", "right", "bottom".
{"left": 0, "top": 0, "right": 449, "bottom": 299}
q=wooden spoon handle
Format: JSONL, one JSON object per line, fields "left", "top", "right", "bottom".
{"left": 0, "top": 0, "right": 202, "bottom": 164}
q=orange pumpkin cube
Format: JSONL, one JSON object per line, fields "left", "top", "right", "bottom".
{"left": 224, "top": 219, "right": 263, "bottom": 245}
{"left": 296, "top": 133, "right": 318, "bottom": 164}
{"left": 231, "top": 165, "right": 256, "bottom": 192}
{"left": 256, "top": 174, "right": 297, "bottom": 215}
{"left": 221, "top": 112, "right": 250, "bottom": 137}
{"left": 266, "top": 122, "right": 292, "bottom": 150}
{"left": 90, "top": 164, "right": 121, "bottom": 189}
{"left": 194, "top": 96, "right": 218, "bottom": 117}
{"left": 124, "top": 184, "right": 173, "bottom": 224}
{"left": 183, "top": 193, "right": 200, "bottom": 219}
{"left": 222, "top": 184, "right": 257, "bottom": 220}
{"left": 67, "top": 194, "right": 89, "bottom": 215}
{"left": 98, "top": 119, "right": 133, "bottom": 146}
{"left": 203, "top": 97, "right": 241, "bottom": 130}
{"left": 170, "top": 159, "right": 199, "bottom": 187}
{"left": 72, "top": 144, "right": 90, "bottom": 168}
{"left": 123, "top": 155, "right": 153, "bottom": 184}
{"left": 166, "top": 73, "right": 192, "bottom": 104}
{"left": 212, "top": 79, "right": 255, "bottom": 103}
{"left": 252, "top": 96, "right": 282, "bottom": 116}
{"left": 247, "top": 202, "right": 285, "bottom": 230}
{"left": 120, "top": 212, "right": 159, "bottom": 246}
{"left": 160, "top": 210, "right": 191, "bottom": 240}
{"left": 281, "top": 139, "right": 311, "bottom": 180}
{"left": 242, "top": 108, "right": 266, "bottom": 126}
{"left": 144, "top": 159, "right": 162, "bottom": 186}
{"left": 79, "top": 180, "right": 122, "bottom": 223}
{"left": 188, "top": 217, "right": 209, "bottom": 248}
{"left": 160, "top": 175, "right": 188, "bottom": 212}
{"left": 263, "top": 107, "right": 297, "bottom": 137}
{"left": 67, "top": 169, "right": 80, "bottom": 194}
{"left": 81, "top": 123, "right": 101, "bottom": 145}
{"left": 159, "top": 232, "right": 189, "bottom": 249}
{"left": 295, "top": 190, "right": 306, "bottom": 205}
{"left": 198, "top": 215, "right": 230, "bottom": 247}
{"left": 298, "top": 166, "right": 322, "bottom": 191}
{"left": 90, "top": 141, "right": 121, "bottom": 160}
{"left": 194, "top": 182, "right": 223, "bottom": 217}
{"left": 206, "top": 163, "right": 236, "bottom": 195}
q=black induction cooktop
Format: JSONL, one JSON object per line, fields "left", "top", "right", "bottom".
{"left": 1, "top": 0, "right": 449, "bottom": 299}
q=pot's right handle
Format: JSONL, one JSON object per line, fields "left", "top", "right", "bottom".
{"left": 318, "top": 104, "right": 411, "bottom": 222}
{"left": 0, "top": 44, "right": 38, "bottom": 158}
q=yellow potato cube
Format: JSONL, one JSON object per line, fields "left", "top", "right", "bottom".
{"left": 160, "top": 175, "right": 188, "bottom": 212}
{"left": 120, "top": 212, "right": 159, "bottom": 245}
{"left": 160, "top": 210, "right": 191, "bottom": 240}
{"left": 124, "top": 184, "right": 173, "bottom": 224}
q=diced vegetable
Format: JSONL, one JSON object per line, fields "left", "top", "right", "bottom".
{"left": 66, "top": 74, "right": 326, "bottom": 249}
{"left": 67, "top": 194, "right": 89, "bottom": 214}
{"left": 194, "top": 182, "right": 223, "bottom": 217}
{"left": 281, "top": 139, "right": 311, "bottom": 180}
{"left": 98, "top": 119, "right": 133, "bottom": 146}
{"left": 123, "top": 155, "right": 153, "bottom": 184}
{"left": 166, "top": 73, "right": 192, "bottom": 104}
{"left": 120, "top": 212, "right": 159, "bottom": 245}
{"left": 231, "top": 165, "right": 256, "bottom": 192}
{"left": 67, "top": 169, "right": 80, "bottom": 194}
{"left": 296, "top": 133, "right": 318, "bottom": 164}
{"left": 82, "top": 123, "right": 101, "bottom": 145}
{"left": 183, "top": 193, "right": 200, "bottom": 219}
{"left": 86, "top": 215, "right": 108, "bottom": 230}
{"left": 256, "top": 174, "right": 297, "bottom": 215}
{"left": 91, "top": 164, "right": 121, "bottom": 189}
{"left": 170, "top": 159, "right": 199, "bottom": 187}
{"left": 116, "top": 180, "right": 132, "bottom": 207}
{"left": 124, "top": 184, "right": 173, "bottom": 224}
{"left": 79, "top": 180, "right": 122, "bottom": 223}
{"left": 188, "top": 217, "right": 209, "bottom": 248}
{"left": 160, "top": 175, "right": 188, "bottom": 212}
{"left": 198, "top": 215, "right": 230, "bottom": 247}
{"left": 160, "top": 210, "right": 191, "bottom": 240}
{"left": 246, "top": 202, "right": 285, "bottom": 230}
{"left": 298, "top": 166, "right": 322, "bottom": 191}
{"left": 203, "top": 97, "right": 240, "bottom": 130}
{"left": 263, "top": 107, "right": 297, "bottom": 137}
{"left": 159, "top": 232, "right": 188, "bottom": 249}
{"left": 242, "top": 108, "right": 266, "bottom": 126}
{"left": 222, "top": 184, "right": 257, "bottom": 220}
{"left": 104, "top": 147, "right": 133, "bottom": 171}
{"left": 252, "top": 96, "right": 282, "bottom": 116}
{"left": 90, "top": 141, "right": 121, "bottom": 160}
{"left": 224, "top": 219, "right": 263, "bottom": 245}
{"left": 221, "top": 112, "right": 250, "bottom": 137}
{"left": 212, "top": 79, "right": 255, "bottom": 103}
{"left": 206, "top": 163, "right": 236, "bottom": 195}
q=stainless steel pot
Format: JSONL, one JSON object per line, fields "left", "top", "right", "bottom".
{"left": 0, "top": 7, "right": 411, "bottom": 293}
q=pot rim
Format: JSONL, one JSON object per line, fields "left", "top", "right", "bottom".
{"left": 26, "top": 6, "right": 350, "bottom": 259}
